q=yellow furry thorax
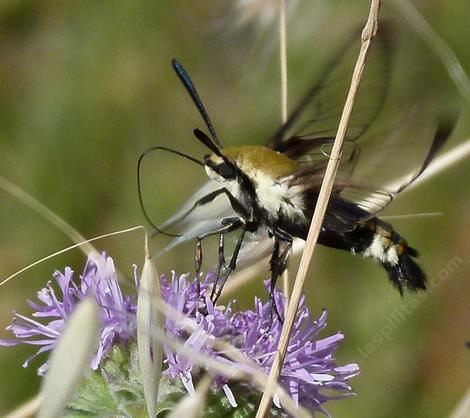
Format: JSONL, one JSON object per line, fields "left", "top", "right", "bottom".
{"left": 209, "top": 146, "right": 300, "bottom": 179}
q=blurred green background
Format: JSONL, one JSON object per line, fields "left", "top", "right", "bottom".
{"left": 0, "top": 1, "right": 469, "bottom": 417}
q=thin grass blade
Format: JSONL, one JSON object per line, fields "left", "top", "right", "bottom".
{"left": 37, "top": 297, "right": 99, "bottom": 418}
{"left": 4, "top": 394, "right": 42, "bottom": 418}
{"left": 167, "top": 376, "right": 211, "bottom": 418}
{"left": 449, "top": 384, "right": 470, "bottom": 418}
{"left": 137, "top": 244, "right": 164, "bottom": 418}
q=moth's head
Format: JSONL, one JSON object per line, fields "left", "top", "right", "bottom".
{"left": 203, "top": 152, "right": 237, "bottom": 182}
{"left": 191, "top": 128, "right": 237, "bottom": 182}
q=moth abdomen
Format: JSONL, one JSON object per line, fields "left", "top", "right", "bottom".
{"left": 316, "top": 214, "right": 426, "bottom": 294}
{"left": 355, "top": 218, "right": 427, "bottom": 293}
{"left": 381, "top": 250, "right": 427, "bottom": 294}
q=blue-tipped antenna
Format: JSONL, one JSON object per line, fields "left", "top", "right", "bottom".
{"left": 172, "top": 59, "right": 223, "bottom": 149}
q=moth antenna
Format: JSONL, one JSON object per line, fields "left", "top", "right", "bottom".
{"left": 172, "top": 58, "right": 223, "bottom": 149}
{"left": 137, "top": 146, "right": 204, "bottom": 237}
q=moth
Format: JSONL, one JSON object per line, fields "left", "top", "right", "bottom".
{"left": 138, "top": 29, "right": 455, "bottom": 317}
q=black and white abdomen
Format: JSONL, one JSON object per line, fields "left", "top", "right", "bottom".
{"left": 319, "top": 216, "right": 427, "bottom": 294}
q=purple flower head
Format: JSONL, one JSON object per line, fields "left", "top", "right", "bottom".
{"left": 160, "top": 275, "right": 359, "bottom": 415}
{"left": 237, "top": 282, "right": 359, "bottom": 413}
{"left": 161, "top": 272, "right": 237, "bottom": 399}
{"left": 2, "top": 256, "right": 358, "bottom": 415}
{"left": 0, "top": 252, "right": 136, "bottom": 375}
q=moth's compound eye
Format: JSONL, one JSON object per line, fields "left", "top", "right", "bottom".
{"left": 216, "top": 161, "right": 236, "bottom": 179}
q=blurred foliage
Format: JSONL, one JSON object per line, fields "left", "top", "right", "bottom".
{"left": 0, "top": 1, "right": 469, "bottom": 417}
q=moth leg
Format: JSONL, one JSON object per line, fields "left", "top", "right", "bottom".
{"left": 194, "top": 217, "right": 244, "bottom": 309}
{"left": 211, "top": 225, "right": 249, "bottom": 305}
{"left": 215, "top": 232, "right": 226, "bottom": 285}
{"left": 269, "top": 228, "right": 293, "bottom": 323}
{"left": 195, "top": 217, "right": 244, "bottom": 274}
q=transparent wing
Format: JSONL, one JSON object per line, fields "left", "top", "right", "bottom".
{"left": 264, "top": 21, "right": 457, "bottom": 225}
{"left": 286, "top": 109, "right": 457, "bottom": 232}
{"left": 339, "top": 107, "right": 457, "bottom": 211}
{"left": 236, "top": 227, "right": 274, "bottom": 269}
{"left": 157, "top": 180, "right": 236, "bottom": 255}
{"left": 158, "top": 183, "right": 275, "bottom": 272}
{"left": 267, "top": 25, "right": 391, "bottom": 151}
{"left": 263, "top": 24, "right": 393, "bottom": 225}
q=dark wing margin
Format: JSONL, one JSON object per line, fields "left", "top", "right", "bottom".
{"left": 267, "top": 24, "right": 391, "bottom": 151}
{"left": 395, "top": 117, "right": 457, "bottom": 193}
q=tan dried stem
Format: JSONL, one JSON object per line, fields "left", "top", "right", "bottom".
{"left": 279, "top": 0, "right": 291, "bottom": 304}
{"left": 137, "top": 235, "right": 164, "bottom": 418}
{"left": 4, "top": 395, "right": 42, "bottom": 418}
{"left": 0, "top": 226, "right": 145, "bottom": 288}
{"left": 449, "top": 384, "right": 470, "bottom": 418}
{"left": 255, "top": 1, "right": 383, "bottom": 416}
{"left": 0, "top": 175, "right": 92, "bottom": 254}
{"left": 279, "top": 0, "right": 288, "bottom": 123}
{"left": 224, "top": 254, "right": 270, "bottom": 296}
{"left": 392, "top": 0, "right": 470, "bottom": 103}
{"left": 0, "top": 175, "right": 144, "bottom": 293}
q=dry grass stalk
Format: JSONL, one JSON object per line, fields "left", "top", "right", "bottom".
{"left": 167, "top": 375, "right": 211, "bottom": 418}
{"left": 4, "top": 395, "right": 42, "bottom": 418}
{"left": 0, "top": 175, "right": 93, "bottom": 255}
{"left": 224, "top": 254, "right": 271, "bottom": 295}
{"left": 37, "top": 298, "right": 100, "bottom": 418}
{"left": 137, "top": 236, "right": 164, "bottom": 418}
{"left": 404, "top": 138, "right": 470, "bottom": 192}
{"left": 0, "top": 226, "right": 144, "bottom": 288}
{"left": 449, "top": 384, "right": 470, "bottom": 418}
{"left": 255, "top": 1, "right": 383, "bottom": 416}
{"left": 392, "top": 0, "right": 470, "bottom": 103}
{"left": 279, "top": 0, "right": 288, "bottom": 123}
{"left": 211, "top": 340, "right": 311, "bottom": 418}
{"left": 278, "top": 0, "right": 291, "bottom": 305}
